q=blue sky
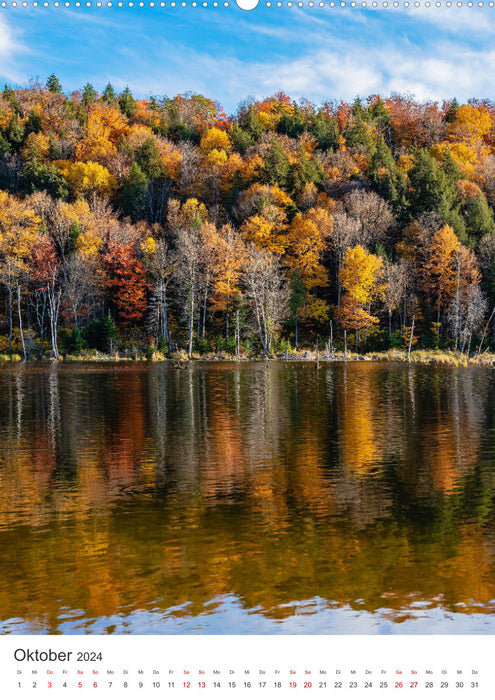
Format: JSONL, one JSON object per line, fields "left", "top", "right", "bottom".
{"left": 1, "top": 5, "right": 495, "bottom": 114}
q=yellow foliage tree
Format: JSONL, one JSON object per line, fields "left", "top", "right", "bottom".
{"left": 205, "top": 148, "right": 228, "bottom": 170}
{"left": 22, "top": 132, "right": 50, "bottom": 163}
{"left": 235, "top": 182, "right": 294, "bottom": 220}
{"left": 220, "top": 152, "right": 243, "bottom": 196}
{"left": 286, "top": 213, "right": 328, "bottom": 291}
{"left": 181, "top": 198, "right": 208, "bottom": 228}
{"left": 55, "top": 161, "right": 117, "bottom": 199}
{"left": 241, "top": 210, "right": 288, "bottom": 256}
{"left": 200, "top": 127, "right": 232, "bottom": 154}
{"left": 207, "top": 224, "right": 247, "bottom": 340}
{"left": 0, "top": 191, "right": 40, "bottom": 352}
{"left": 257, "top": 110, "right": 280, "bottom": 131}
{"left": 422, "top": 225, "right": 460, "bottom": 318}
{"left": 339, "top": 245, "right": 384, "bottom": 306}
{"left": 336, "top": 245, "right": 384, "bottom": 348}
{"left": 447, "top": 104, "right": 491, "bottom": 144}
{"left": 127, "top": 124, "right": 154, "bottom": 152}
{"left": 140, "top": 236, "right": 157, "bottom": 257}
{"left": 76, "top": 102, "right": 128, "bottom": 162}
{"left": 0, "top": 96, "right": 13, "bottom": 130}
{"left": 422, "top": 225, "right": 480, "bottom": 326}
{"left": 240, "top": 155, "right": 264, "bottom": 186}
{"left": 430, "top": 141, "right": 484, "bottom": 179}
{"left": 159, "top": 140, "right": 182, "bottom": 180}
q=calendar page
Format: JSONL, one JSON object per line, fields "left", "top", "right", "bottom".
{"left": 0, "top": 1, "right": 495, "bottom": 698}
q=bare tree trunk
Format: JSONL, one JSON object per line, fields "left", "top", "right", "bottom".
{"left": 17, "top": 285, "right": 26, "bottom": 360}
{"left": 48, "top": 287, "right": 61, "bottom": 360}
{"left": 236, "top": 309, "right": 240, "bottom": 360}
{"left": 201, "top": 287, "right": 207, "bottom": 340}
{"left": 476, "top": 305, "right": 495, "bottom": 360}
{"left": 407, "top": 313, "right": 415, "bottom": 362}
{"left": 226, "top": 292, "right": 229, "bottom": 341}
{"left": 8, "top": 286, "right": 13, "bottom": 353}
{"left": 197, "top": 296, "right": 201, "bottom": 340}
{"left": 466, "top": 333, "right": 472, "bottom": 356}
{"left": 35, "top": 291, "right": 47, "bottom": 358}
{"left": 454, "top": 253, "right": 461, "bottom": 352}
{"left": 160, "top": 284, "right": 169, "bottom": 345}
{"left": 188, "top": 287, "right": 194, "bottom": 358}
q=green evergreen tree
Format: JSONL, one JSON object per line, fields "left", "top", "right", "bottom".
{"left": 135, "top": 137, "right": 164, "bottom": 180}
{"left": 68, "top": 222, "right": 81, "bottom": 253}
{"left": 442, "top": 148, "right": 462, "bottom": 185}
{"left": 288, "top": 146, "right": 323, "bottom": 193}
{"left": 370, "top": 138, "right": 408, "bottom": 221}
{"left": 82, "top": 83, "right": 98, "bottom": 108}
{"left": 464, "top": 195, "right": 495, "bottom": 241}
{"left": 3, "top": 86, "right": 19, "bottom": 113}
{"left": 310, "top": 111, "right": 339, "bottom": 151}
{"left": 277, "top": 104, "right": 307, "bottom": 138}
{"left": 102, "top": 83, "right": 117, "bottom": 104}
{"left": 84, "top": 314, "right": 117, "bottom": 352}
{"left": 231, "top": 122, "right": 253, "bottom": 154}
{"left": 343, "top": 118, "right": 375, "bottom": 153}
{"left": 119, "top": 86, "right": 137, "bottom": 117}
{"left": 225, "top": 168, "right": 244, "bottom": 213}
{"left": 409, "top": 149, "right": 457, "bottom": 216}
{"left": 46, "top": 74, "right": 62, "bottom": 93}
{"left": 26, "top": 110, "right": 42, "bottom": 135}
{"left": 368, "top": 97, "right": 391, "bottom": 138}
{"left": 0, "top": 134, "right": 10, "bottom": 155}
{"left": 118, "top": 162, "right": 149, "bottom": 221}
{"left": 409, "top": 149, "right": 470, "bottom": 242}
{"left": 445, "top": 97, "right": 459, "bottom": 124}
{"left": 7, "top": 115, "right": 25, "bottom": 150}
{"left": 443, "top": 208, "right": 467, "bottom": 245}
{"left": 261, "top": 137, "right": 290, "bottom": 188}
{"left": 239, "top": 104, "right": 263, "bottom": 141}
{"left": 351, "top": 97, "right": 365, "bottom": 119}
{"left": 20, "top": 162, "right": 69, "bottom": 199}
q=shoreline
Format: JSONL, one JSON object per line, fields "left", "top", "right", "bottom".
{"left": 1, "top": 349, "right": 495, "bottom": 367}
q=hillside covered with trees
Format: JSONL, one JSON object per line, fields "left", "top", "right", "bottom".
{"left": 1, "top": 74, "right": 495, "bottom": 359}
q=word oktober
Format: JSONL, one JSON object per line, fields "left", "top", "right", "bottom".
{"left": 14, "top": 649, "right": 73, "bottom": 662}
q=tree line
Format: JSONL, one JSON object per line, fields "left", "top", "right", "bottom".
{"left": 1, "top": 74, "right": 495, "bottom": 358}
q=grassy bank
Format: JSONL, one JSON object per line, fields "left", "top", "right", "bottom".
{"left": 1, "top": 348, "right": 495, "bottom": 367}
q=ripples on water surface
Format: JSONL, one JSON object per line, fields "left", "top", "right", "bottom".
{"left": 1, "top": 361, "right": 495, "bottom": 634}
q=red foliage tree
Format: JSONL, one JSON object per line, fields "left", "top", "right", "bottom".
{"left": 103, "top": 240, "right": 147, "bottom": 325}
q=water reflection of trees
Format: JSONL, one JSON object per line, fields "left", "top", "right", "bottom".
{"left": 1, "top": 362, "right": 495, "bottom": 631}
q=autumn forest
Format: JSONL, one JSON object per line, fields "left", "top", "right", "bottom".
{"left": 1, "top": 75, "right": 495, "bottom": 359}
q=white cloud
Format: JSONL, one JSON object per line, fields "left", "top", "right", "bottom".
{"left": 221, "top": 37, "right": 495, "bottom": 107}
{"left": 399, "top": 6, "right": 495, "bottom": 35}
{"left": 0, "top": 15, "right": 28, "bottom": 83}
{"left": 25, "top": 6, "right": 495, "bottom": 112}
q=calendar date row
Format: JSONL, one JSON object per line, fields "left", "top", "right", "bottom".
{"left": 17, "top": 680, "right": 481, "bottom": 690}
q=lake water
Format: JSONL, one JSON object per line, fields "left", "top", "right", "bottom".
{"left": 1, "top": 361, "right": 495, "bottom": 635}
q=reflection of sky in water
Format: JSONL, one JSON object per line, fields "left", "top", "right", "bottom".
{"left": 4, "top": 595, "right": 495, "bottom": 635}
